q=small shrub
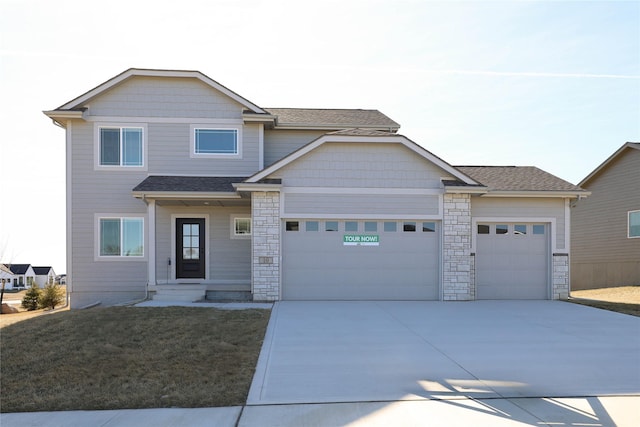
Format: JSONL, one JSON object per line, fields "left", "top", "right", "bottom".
{"left": 21, "top": 284, "right": 41, "bottom": 311}
{"left": 40, "top": 283, "right": 65, "bottom": 310}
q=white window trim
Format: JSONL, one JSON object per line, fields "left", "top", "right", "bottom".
{"left": 94, "top": 122, "right": 148, "bottom": 171}
{"left": 94, "top": 214, "right": 147, "bottom": 261}
{"left": 629, "top": 210, "right": 640, "bottom": 239}
{"left": 230, "top": 215, "right": 252, "bottom": 239}
{"left": 191, "top": 124, "right": 242, "bottom": 159}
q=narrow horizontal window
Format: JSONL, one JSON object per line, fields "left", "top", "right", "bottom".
{"left": 100, "top": 217, "right": 144, "bottom": 257}
{"left": 325, "top": 221, "right": 339, "bottom": 232}
{"left": 195, "top": 129, "right": 238, "bottom": 154}
{"left": 403, "top": 222, "right": 416, "bottom": 232}
{"left": 514, "top": 224, "right": 527, "bottom": 235}
{"left": 345, "top": 221, "right": 358, "bottom": 232}
{"left": 496, "top": 224, "right": 508, "bottom": 235}
{"left": 384, "top": 222, "right": 397, "bottom": 232}
{"left": 306, "top": 221, "right": 319, "bottom": 232}
{"left": 533, "top": 225, "right": 545, "bottom": 235}
{"left": 477, "top": 224, "right": 490, "bottom": 234}
{"left": 628, "top": 211, "right": 640, "bottom": 238}
{"left": 286, "top": 221, "right": 299, "bottom": 231}
{"left": 422, "top": 222, "right": 436, "bottom": 232}
{"left": 364, "top": 221, "right": 377, "bottom": 232}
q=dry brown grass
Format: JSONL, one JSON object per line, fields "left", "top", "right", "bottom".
{"left": 0, "top": 306, "right": 270, "bottom": 412}
{"left": 569, "top": 286, "right": 640, "bottom": 317}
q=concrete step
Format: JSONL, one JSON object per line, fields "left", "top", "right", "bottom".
{"left": 153, "top": 286, "right": 207, "bottom": 302}
{"left": 206, "top": 290, "right": 252, "bottom": 302}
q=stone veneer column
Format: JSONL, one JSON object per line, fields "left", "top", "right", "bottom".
{"left": 251, "top": 191, "right": 281, "bottom": 301}
{"left": 552, "top": 254, "right": 569, "bottom": 300}
{"left": 442, "top": 193, "right": 473, "bottom": 300}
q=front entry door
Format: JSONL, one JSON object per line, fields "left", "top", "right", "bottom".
{"left": 176, "top": 218, "right": 205, "bottom": 279}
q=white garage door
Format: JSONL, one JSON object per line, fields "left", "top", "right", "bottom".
{"left": 476, "top": 223, "right": 549, "bottom": 299}
{"left": 283, "top": 220, "right": 440, "bottom": 300}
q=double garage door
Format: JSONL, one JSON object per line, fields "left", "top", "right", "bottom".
{"left": 282, "top": 219, "right": 440, "bottom": 300}
{"left": 475, "top": 223, "right": 550, "bottom": 299}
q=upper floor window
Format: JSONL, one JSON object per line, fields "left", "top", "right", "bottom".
{"left": 100, "top": 127, "right": 143, "bottom": 166}
{"left": 629, "top": 210, "right": 640, "bottom": 238}
{"left": 191, "top": 126, "right": 242, "bottom": 158}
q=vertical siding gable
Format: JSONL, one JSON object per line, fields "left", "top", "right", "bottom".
{"left": 87, "top": 76, "right": 245, "bottom": 119}
{"left": 271, "top": 142, "right": 449, "bottom": 189}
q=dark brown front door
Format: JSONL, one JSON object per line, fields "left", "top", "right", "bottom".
{"left": 176, "top": 218, "right": 205, "bottom": 279}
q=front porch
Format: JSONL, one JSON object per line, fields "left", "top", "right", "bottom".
{"left": 150, "top": 283, "right": 252, "bottom": 302}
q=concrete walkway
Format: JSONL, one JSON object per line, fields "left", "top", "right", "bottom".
{"left": 2, "top": 301, "right": 639, "bottom": 426}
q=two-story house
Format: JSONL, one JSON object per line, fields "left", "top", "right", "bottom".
{"left": 44, "top": 69, "right": 587, "bottom": 308}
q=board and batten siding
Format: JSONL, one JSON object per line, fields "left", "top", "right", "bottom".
{"left": 263, "top": 129, "right": 327, "bottom": 167}
{"left": 272, "top": 142, "right": 450, "bottom": 189}
{"left": 471, "top": 197, "right": 567, "bottom": 250}
{"left": 571, "top": 148, "right": 640, "bottom": 290}
{"left": 88, "top": 76, "right": 244, "bottom": 119}
{"left": 155, "top": 205, "right": 251, "bottom": 284}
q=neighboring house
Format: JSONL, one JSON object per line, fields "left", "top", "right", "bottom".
{"left": 33, "top": 266, "right": 57, "bottom": 287}
{"left": 571, "top": 142, "right": 640, "bottom": 290}
{"left": 1, "top": 264, "right": 15, "bottom": 289}
{"left": 3, "top": 264, "right": 36, "bottom": 289}
{"left": 44, "top": 68, "right": 587, "bottom": 308}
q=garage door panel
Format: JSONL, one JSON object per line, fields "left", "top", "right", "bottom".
{"left": 283, "top": 220, "right": 439, "bottom": 300}
{"left": 476, "top": 223, "right": 549, "bottom": 299}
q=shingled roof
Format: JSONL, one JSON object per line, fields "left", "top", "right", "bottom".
{"left": 133, "top": 176, "right": 249, "bottom": 193}
{"left": 455, "top": 166, "right": 585, "bottom": 192}
{"left": 265, "top": 108, "right": 400, "bottom": 130}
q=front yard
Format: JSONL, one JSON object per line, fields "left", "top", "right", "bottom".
{"left": 0, "top": 306, "right": 270, "bottom": 412}
{"left": 569, "top": 285, "right": 640, "bottom": 317}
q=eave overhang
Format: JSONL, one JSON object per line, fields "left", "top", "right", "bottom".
{"left": 478, "top": 190, "right": 590, "bottom": 198}
{"left": 233, "top": 182, "right": 282, "bottom": 192}
{"left": 43, "top": 110, "right": 85, "bottom": 126}
{"left": 132, "top": 191, "right": 241, "bottom": 200}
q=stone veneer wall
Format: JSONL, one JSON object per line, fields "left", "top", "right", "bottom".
{"left": 442, "top": 193, "right": 473, "bottom": 300}
{"left": 251, "top": 191, "right": 281, "bottom": 301}
{"left": 552, "top": 254, "right": 569, "bottom": 300}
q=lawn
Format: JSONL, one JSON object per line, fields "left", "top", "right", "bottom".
{"left": 0, "top": 306, "right": 270, "bottom": 413}
{"left": 569, "top": 285, "right": 640, "bottom": 317}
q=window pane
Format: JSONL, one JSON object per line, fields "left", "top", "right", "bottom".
{"left": 364, "top": 222, "right": 377, "bottom": 232}
{"left": 422, "top": 222, "right": 435, "bottom": 232}
{"left": 345, "top": 221, "right": 358, "bottom": 232}
{"left": 325, "top": 221, "right": 339, "bottom": 232}
{"left": 195, "top": 129, "right": 238, "bottom": 154}
{"left": 514, "top": 224, "right": 527, "bottom": 235}
{"left": 306, "top": 221, "right": 319, "bottom": 232}
{"left": 100, "top": 219, "right": 121, "bottom": 256}
{"left": 123, "top": 218, "right": 143, "bottom": 256}
{"left": 477, "top": 224, "right": 490, "bottom": 234}
{"left": 630, "top": 211, "right": 640, "bottom": 238}
{"left": 403, "top": 222, "right": 416, "bottom": 232}
{"left": 496, "top": 225, "right": 508, "bottom": 235}
{"left": 123, "top": 128, "right": 142, "bottom": 166}
{"left": 100, "top": 128, "right": 120, "bottom": 165}
{"left": 235, "top": 218, "right": 251, "bottom": 235}
{"left": 384, "top": 222, "right": 397, "bottom": 232}
{"left": 533, "top": 225, "right": 545, "bottom": 235}
{"left": 286, "top": 221, "right": 299, "bottom": 231}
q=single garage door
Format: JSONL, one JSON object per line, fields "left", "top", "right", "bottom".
{"left": 476, "top": 223, "right": 549, "bottom": 299}
{"left": 283, "top": 219, "right": 440, "bottom": 300}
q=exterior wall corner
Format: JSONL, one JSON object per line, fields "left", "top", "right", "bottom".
{"left": 552, "top": 253, "right": 570, "bottom": 300}
{"left": 251, "top": 191, "right": 281, "bottom": 301}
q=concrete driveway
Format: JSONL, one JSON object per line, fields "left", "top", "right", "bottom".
{"left": 248, "top": 301, "right": 640, "bottom": 405}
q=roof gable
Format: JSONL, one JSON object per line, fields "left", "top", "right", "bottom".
{"left": 32, "top": 266, "right": 53, "bottom": 275}
{"left": 4, "top": 264, "right": 33, "bottom": 275}
{"left": 244, "top": 131, "right": 479, "bottom": 185}
{"left": 51, "top": 68, "right": 266, "bottom": 114}
{"left": 579, "top": 142, "right": 640, "bottom": 187}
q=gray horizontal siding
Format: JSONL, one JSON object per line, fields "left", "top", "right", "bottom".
{"left": 273, "top": 142, "right": 448, "bottom": 189}
{"left": 264, "top": 129, "right": 326, "bottom": 166}
{"left": 89, "top": 76, "right": 244, "bottom": 119}
{"left": 471, "top": 197, "right": 566, "bottom": 249}
{"left": 283, "top": 193, "right": 440, "bottom": 217}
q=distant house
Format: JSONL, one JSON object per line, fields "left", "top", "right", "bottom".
{"left": 3, "top": 264, "right": 36, "bottom": 289}
{"left": 0, "top": 264, "right": 14, "bottom": 289}
{"left": 571, "top": 142, "right": 640, "bottom": 290}
{"left": 33, "top": 266, "right": 56, "bottom": 287}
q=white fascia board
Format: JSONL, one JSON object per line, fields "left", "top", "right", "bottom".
{"left": 57, "top": 68, "right": 266, "bottom": 114}
{"left": 444, "top": 186, "right": 488, "bottom": 194}
{"left": 579, "top": 142, "right": 640, "bottom": 187}
{"left": 132, "top": 191, "right": 241, "bottom": 200}
{"left": 273, "top": 124, "right": 400, "bottom": 131}
{"left": 233, "top": 183, "right": 282, "bottom": 192}
{"left": 479, "top": 190, "right": 591, "bottom": 198}
{"left": 245, "top": 134, "right": 478, "bottom": 185}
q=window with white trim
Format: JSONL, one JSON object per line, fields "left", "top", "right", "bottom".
{"left": 629, "top": 210, "right": 640, "bottom": 238}
{"left": 193, "top": 128, "right": 240, "bottom": 156}
{"left": 234, "top": 218, "right": 251, "bottom": 236}
{"left": 99, "top": 127, "right": 143, "bottom": 166}
{"left": 99, "top": 217, "right": 144, "bottom": 257}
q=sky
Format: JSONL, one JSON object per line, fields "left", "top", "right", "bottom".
{"left": 0, "top": 0, "right": 638, "bottom": 274}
